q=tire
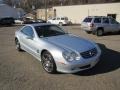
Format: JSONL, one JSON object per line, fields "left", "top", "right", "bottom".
{"left": 41, "top": 51, "right": 56, "bottom": 74}
{"left": 92, "top": 31, "right": 95, "bottom": 35}
{"left": 59, "top": 22, "right": 63, "bottom": 26}
{"left": 96, "top": 29, "right": 104, "bottom": 36}
{"left": 118, "top": 30, "right": 120, "bottom": 34}
{"left": 15, "top": 38, "right": 22, "bottom": 51}
{"left": 86, "top": 31, "right": 91, "bottom": 34}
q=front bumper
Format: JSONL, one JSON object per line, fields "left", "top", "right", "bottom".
{"left": 56, "top": 53, "right": 100, "bottom": 73}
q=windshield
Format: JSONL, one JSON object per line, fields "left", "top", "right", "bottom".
{"left": 35, "top": 25, "right": 66, "bottom": 37}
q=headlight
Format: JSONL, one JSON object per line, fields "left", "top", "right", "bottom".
{"left": 62, "top": 51, "right": 80, "bottom": 62}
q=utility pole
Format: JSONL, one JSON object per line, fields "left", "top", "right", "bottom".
{"left": 45, "top": 0, "right": 47, "bottom": 21}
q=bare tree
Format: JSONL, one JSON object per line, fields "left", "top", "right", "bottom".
{"left": 3, "top": 0, "right": 120, "bottom": 12}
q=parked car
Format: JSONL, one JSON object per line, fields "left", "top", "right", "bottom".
{"left": 23, "top": 18, "right": 33, "bottom": 24}
{"left": 47, "top": 16, "right": 70, "bottom": 26}
{"left": 23, "top": 18, "right": 46, "bottom": 24}
{"left": 0, "top": 17, "right": 15, "bottom": 25}
{"left": 37, "top": 19, "right": 46, "bottom": 23}
{"left": 15, "top": 19, "right": 24, "bottom": 24}
{"left": 81, "top": 16, "right": 120, "bottom": 36}
{"left": 15, "top": 23, "right": 101, "bottom": 73}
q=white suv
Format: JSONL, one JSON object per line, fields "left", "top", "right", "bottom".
{"left": 47, "top": 16, "right": 70, "bottom": 26}
{"left": 81, "top": 16, "right": 120, "bottom": 36}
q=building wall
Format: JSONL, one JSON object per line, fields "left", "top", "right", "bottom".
{"left": 53, "top": 3, "right": 120, "bottom": 23}
{"left": 36, "top": 8, "right": 54, "bottom": 20}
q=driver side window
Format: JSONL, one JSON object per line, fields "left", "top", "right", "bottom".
{"left": 21, "top": 26, "right": 34, "bottom": 37}
{"left": 110, "top": 18, "right": 118, "bottom": 24}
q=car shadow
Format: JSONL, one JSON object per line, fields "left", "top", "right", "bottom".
{"left": 0, "top": 25, "right": 14, "bottom": 27}
{"left": 103, "top": 32, "right": 120, "bottom": 36}
{"left": 73, "top": 43, "right": 120, "bottom": 76}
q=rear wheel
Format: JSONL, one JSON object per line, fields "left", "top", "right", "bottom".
{"left": 41, "top": 51, "right": 56, "bottom": 74}
{"left": 15, "top": 38, "right": 22, "bottom": 51}
{"left": 86, "top": 31, "right": 91, "bottom": 34}
{"left": 96, "top": 29, "right": 104, "bottom": 36}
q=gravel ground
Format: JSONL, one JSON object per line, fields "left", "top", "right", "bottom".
{"left": 0, "top": 25, "right": 120, "bottom": 90}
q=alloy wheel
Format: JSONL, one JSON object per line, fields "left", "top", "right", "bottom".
{"left": 41, "top": 51, "right": 56, "bottom": 73}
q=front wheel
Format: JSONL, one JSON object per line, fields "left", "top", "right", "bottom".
{"left": 41, "top": 51, "right": 56, "bottom": 74}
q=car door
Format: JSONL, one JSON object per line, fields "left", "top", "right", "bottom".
{"left": 102, "top": 17, "right": 111, "bottom": 33}
{"left": 56, "top": 17, "right": 60, "bottom": 24}
{"left": 52, "top": 17, "right": 57, "bottom": 24}
{"left": 20, "top": 26, "right": 40, "bottom": 57}
{"left": 18, "top": 26, "right": 30, "bottom": 50}
{"left": 109, "top": 18, "right": 120, "bottom": 32}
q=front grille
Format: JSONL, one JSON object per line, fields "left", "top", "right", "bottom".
{"left": 80, "top": 48, "right": 97, "bottom": 59}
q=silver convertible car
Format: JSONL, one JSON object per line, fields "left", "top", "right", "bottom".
{"left": 15, "top": 24, "right": 101, "bottom": 73}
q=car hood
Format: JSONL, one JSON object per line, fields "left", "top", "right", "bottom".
{"left": 45, "top": 34, "right": 95, "bottom": 52}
